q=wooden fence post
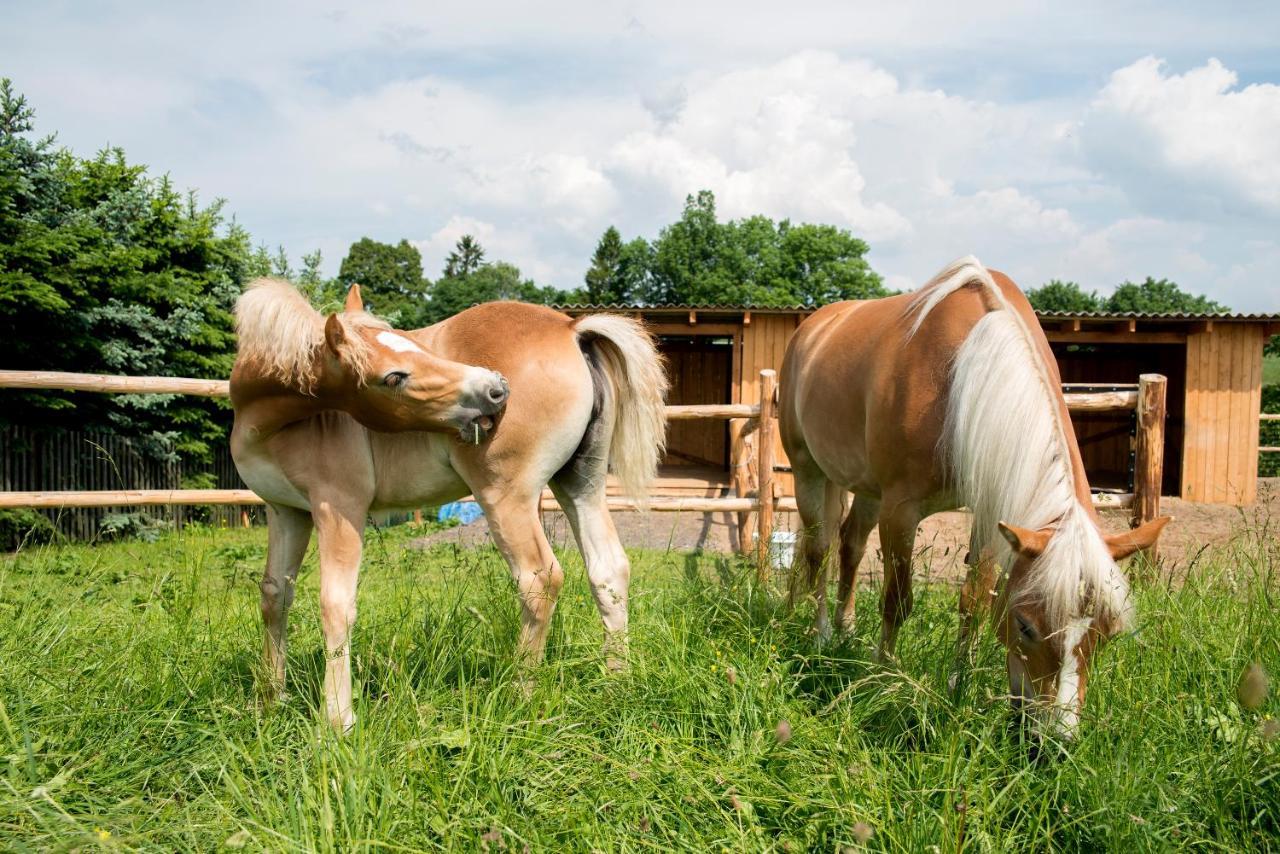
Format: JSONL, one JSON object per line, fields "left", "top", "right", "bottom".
{"left": 732, "top": 424, "right": 757, "bottom": 553}
{"left": 756, "top": 369, "right": 777, "bottom": 579}
{"left": 1132, "top": 373, "right": 1167, "bottom": 548}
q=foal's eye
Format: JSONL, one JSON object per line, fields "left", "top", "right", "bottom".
{"left": 1016, "top": 615, "right": 1039, "bottom": 644}
{"left": 383, "top": 370, "right": 409, "bottom": 388}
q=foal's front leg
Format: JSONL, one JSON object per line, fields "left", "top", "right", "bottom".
{"left": 261, "top": 504, "right": 313, "bottom": 700}
{"left": 312, "top": 499, "right": 366, "bottom": 732}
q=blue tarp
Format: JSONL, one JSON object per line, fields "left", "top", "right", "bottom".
{"left": 437, "top": 502, "right": 484, "bottom": 526}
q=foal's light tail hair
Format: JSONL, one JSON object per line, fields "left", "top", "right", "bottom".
{"left": 908, "top": 256, "right": 1132, "bottom": 631}
{"left": 573, "top": 315, "right": 669, "bottom": 504}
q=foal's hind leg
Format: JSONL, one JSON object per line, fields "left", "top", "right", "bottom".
{"left": 875, "top": 497, "right": 922, "bottom": 663}
{"left": 834, "top": 493, "right": 880, "bottom": 635}
{"left": 550, "top": 479, "right": 630, "bottom": 670}
{"left": 261, "top": 504, "right": 312, "bottom": 701}
{"left": 481, "top": 493, "right": 566, "bottom": 671}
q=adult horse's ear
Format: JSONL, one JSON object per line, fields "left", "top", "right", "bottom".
{"left": 1105, "top": 516, "right": 1172, "bottom": 561}
{"left": 997, "top": 521, "right": 1051, "bottom": 558}
{"left": 344, "top": 284, "right": 364, "bottom": 313}
{"left": 324, "top": 314, "right": 347, "bottom": 358}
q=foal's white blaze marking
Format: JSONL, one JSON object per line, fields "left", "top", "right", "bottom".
{"left": 376, "top": 331, "right": 424, "bottom": 354}
{"left": 1052, "top": 618, "right": 1091, "bottom": 737}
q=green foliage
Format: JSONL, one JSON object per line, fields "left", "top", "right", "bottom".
{"left": 337, "top": 237, "right": 429, "bottom": 325}
{"left": 443, "top": 234, "right": 485, "bottom": 278}
{"left": 1026, "top": 279, "right": 1103, "bottom": 313}
{"left": 595, "top": 191, "right": 886, "bottom": 307}
{"left": 425, "top": 259, "right": 571, "bottom": 325}
{"left": 0, "top": 508, "right": 59, "bottom": 551}
{"left": 1104, "top": 277, "right": 1229, "bottom": 314}
{"left": 0, "top": 531, "right": 1276, "bottom": 848}
{"left": 0, "top": 79, "right": 254, "bottom": 465}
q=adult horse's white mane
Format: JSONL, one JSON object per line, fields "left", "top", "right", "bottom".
{"left": 907, "top": 256, "right": 1132, "bottom": 633}
{"left": 235, "top": 278, "right": 386, "bottom": 393}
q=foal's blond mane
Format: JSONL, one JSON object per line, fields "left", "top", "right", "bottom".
{"left": 234, "top": 278, "right": 388, "bottom": 393}
{"left": 907, "top": 257, "right": 1131, "bottom": 633}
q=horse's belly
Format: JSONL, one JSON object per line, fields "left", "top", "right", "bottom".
{"left": 368, "top": 433, "right": 469, "bottom": 510}
{"left": 234, "top": 449, "right": 311, "bottom": 511}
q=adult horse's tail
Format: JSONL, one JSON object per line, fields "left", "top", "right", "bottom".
{"left": 573, "top": 315, "right": 668, "bottom": 503}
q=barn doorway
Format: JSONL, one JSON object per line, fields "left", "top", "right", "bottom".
{"left": 1051, "top": 341, "right": 1187, "bottom": 496}
{"left": 659, "top": 335, "right": 734, "bottom": 473}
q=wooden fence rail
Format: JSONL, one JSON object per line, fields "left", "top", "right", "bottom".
{"left": 1261, "top": 413, "right": 1280, "bottom": 454}
{"left": 1, "top": 369, "right": 1166, "bottom": 564}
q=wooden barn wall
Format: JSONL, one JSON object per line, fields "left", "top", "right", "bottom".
{"left": 1182, "top": 325, "right": 1264, "bottom": 504}
{"left": 734, "top": 315, "right": 801, "bottom": 495}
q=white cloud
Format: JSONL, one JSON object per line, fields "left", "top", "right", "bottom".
{"left": 4, "top": 3, "right": 1280, "bottom": 311}
{"left": 1080, "top": 57, "right": 1280, "bottom": 218}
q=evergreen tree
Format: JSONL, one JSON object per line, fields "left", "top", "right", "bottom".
{"left": 443, "top": 234, "right": 485, "bottom": 278}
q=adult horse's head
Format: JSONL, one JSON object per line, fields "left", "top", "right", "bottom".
{"left": 321, "top": 285, "right": 508, "bottom": 440}
{"left": 235, "top": 279, "right": 508, "bottom": 443}
{"left": 993, "top": 513, "right": 1169, "bottom": 742}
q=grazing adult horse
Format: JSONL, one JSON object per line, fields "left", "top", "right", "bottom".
{"left": 780, "top": 257, "right": 1168, "bottom": 738}
{"left": 231, "top": 279, "right": 666, "bottom": 731}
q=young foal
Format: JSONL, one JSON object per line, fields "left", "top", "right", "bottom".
{"left": 780, "top": 257, "right": 1168, "bottom": 738}
{"left": 231, "top": 279, "right": 666, "bottom": 731}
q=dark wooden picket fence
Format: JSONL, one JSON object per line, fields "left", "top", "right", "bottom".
{"left": 0, "top": 425, "right": 258, "bottom": 539}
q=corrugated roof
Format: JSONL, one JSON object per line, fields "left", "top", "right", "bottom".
{"left": 554, "top": 302, "right": 1280, "bottom": 322}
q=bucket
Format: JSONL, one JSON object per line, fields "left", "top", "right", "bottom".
{"left": 770, "top": 530, "right": 797, "bottom": 571}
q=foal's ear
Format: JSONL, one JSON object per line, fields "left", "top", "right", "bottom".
{"left": 344, "top": 283, "right": 364, "bottom": 313}
{"left": 997, "top": 521, "right": 1052, "bottom": 559}
{"left": 1105, "top": 515, "right": 1171, "bottom": 561}
{"left": 324, "top": 313, "right": 347, "bottom": 357}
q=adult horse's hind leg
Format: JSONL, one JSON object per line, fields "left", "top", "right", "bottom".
{"left": 875, "top": 497, "right": 922, "bottom": 663}
{"left": 482, "top": 493, "right": 566, "bottom": 671}
{"left": 834, "top": 493, "right": 880, "bottom": 635}
{"left": 788, "top": 468, "right": 844, "bottom": 642}
{"left": 312, "top": 497, "right": 366, "bottom": 732}
{"left": 550, "top": 478, "right": 630, "bottom": 670}
{"left": 261, "top": 503, "right": 312, "bottom": 701}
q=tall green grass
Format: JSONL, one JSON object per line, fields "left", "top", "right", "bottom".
{"left": 0, "top": 522, "right": 1276, "bottom": 850}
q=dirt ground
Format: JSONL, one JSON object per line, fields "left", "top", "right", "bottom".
{"left": 409, "top": 478, "right": 1279, "bottom": 585}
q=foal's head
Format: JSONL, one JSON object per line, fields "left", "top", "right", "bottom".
{"left": 322, "top": 286, "right": 509, "bottom": 442}
{"left": 993, "top": 514, "right": 1169, "bottom": 741}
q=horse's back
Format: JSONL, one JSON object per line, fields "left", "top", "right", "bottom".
{"left": 781, "top": 281, "right": 999, "bottom": 497}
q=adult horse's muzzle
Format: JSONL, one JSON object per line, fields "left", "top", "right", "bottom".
{"left": 457, "top": 370, "right": 509, "bottom": 444}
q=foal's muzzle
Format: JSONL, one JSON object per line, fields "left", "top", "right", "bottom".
{"left": 457, "top": 370, "right": 509, "bottom": 444}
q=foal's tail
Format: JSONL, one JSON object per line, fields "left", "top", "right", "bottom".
{"left": 573, "top": 315, "right": 668, "bottom": 503}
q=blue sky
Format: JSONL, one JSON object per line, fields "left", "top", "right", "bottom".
{"left": 5, "top": 1, "right": 1280, "bottom": 310}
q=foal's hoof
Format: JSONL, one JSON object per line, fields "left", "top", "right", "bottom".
{"left": 327, "top": 711, "right": 356, "bottom": 734}
{"left": 605, "top": 656, "right": 629, "bottom": 674}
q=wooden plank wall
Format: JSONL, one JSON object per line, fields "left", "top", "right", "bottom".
{"left": 734, "top": 315, "right": 802, "bottom": 495}
{"left": 661, "top": 340, "right": 733, "bottom": 468}
{"left": 1183, "top": 325, "right": 1264, "bottom": 504}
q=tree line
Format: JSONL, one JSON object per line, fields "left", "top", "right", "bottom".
{"left": 0, "top": 78, "right": 1247, "bottom": 474}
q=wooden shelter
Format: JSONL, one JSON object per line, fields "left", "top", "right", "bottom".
{"left": 560, "top": 305, "right": 1279, "bottom": 506}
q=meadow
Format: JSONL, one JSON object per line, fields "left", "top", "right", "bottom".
{"left": 0, "top": 520, "right": 1276, "bottom": 851}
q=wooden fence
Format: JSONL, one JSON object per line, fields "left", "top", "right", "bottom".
{"left": 0, "top": 369, "right": 1167, "bottom": 571}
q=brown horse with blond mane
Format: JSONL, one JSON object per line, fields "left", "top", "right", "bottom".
{"left": 231, "top": 279, "right": 666, "bottom": 731}
{"left": 780, "top": 256, "right": 1168, "bottom": 739}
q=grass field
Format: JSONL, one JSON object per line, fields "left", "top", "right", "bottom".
{"left": 0, "top": 523, "right": 1277, "bottom": 851}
